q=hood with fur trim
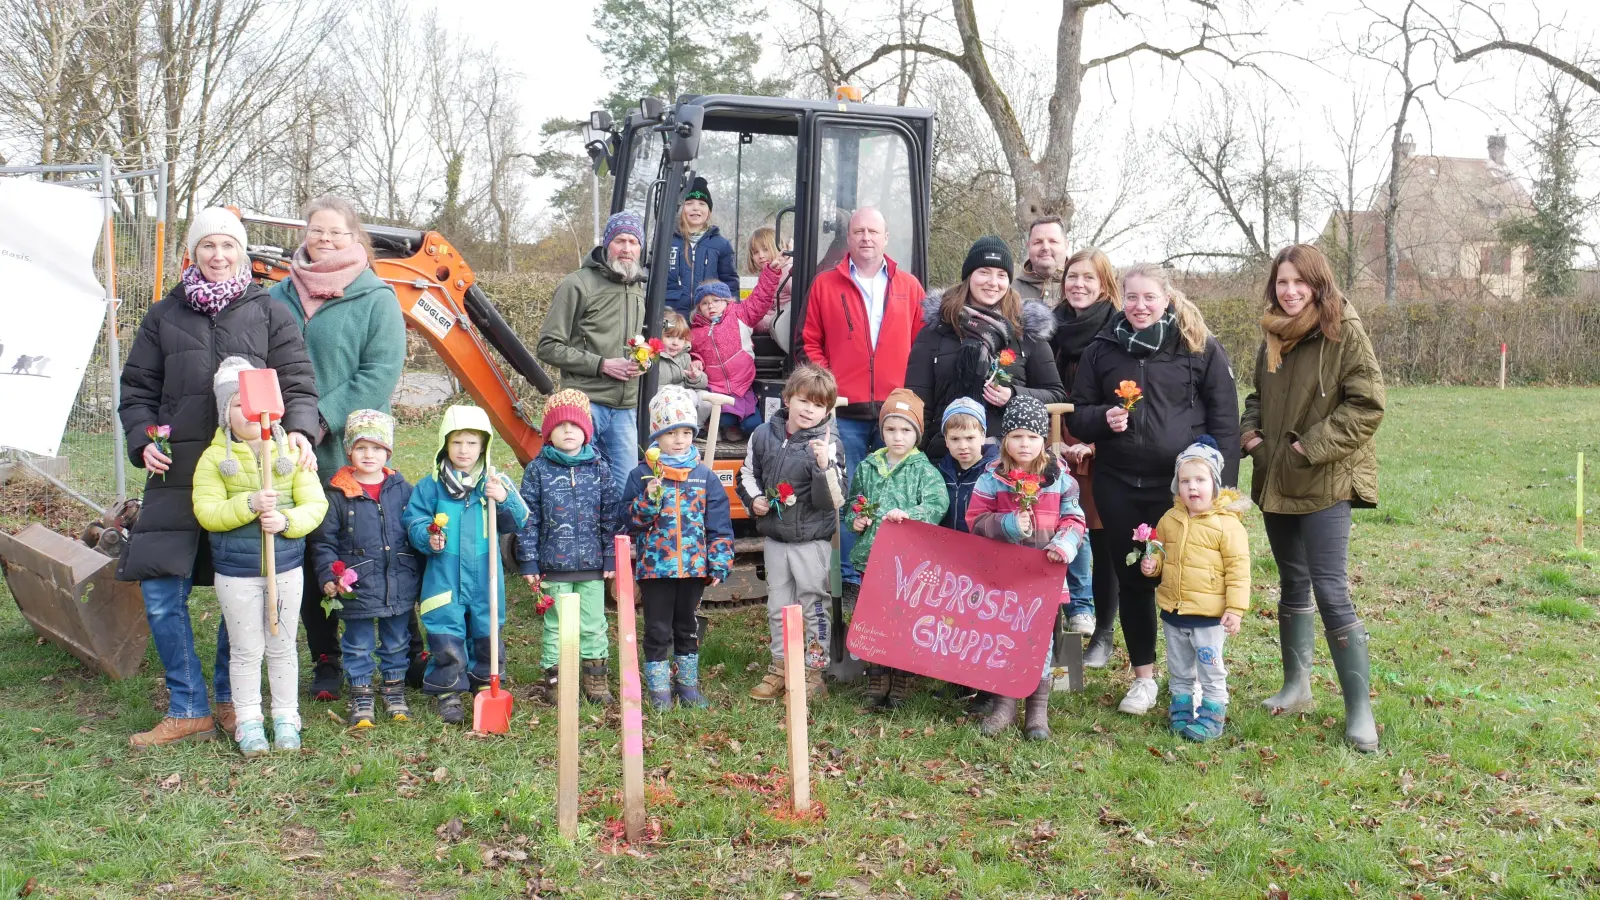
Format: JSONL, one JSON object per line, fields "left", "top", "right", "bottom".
{"left": 920, "top": 291, "right": 1057, "bottom": 342}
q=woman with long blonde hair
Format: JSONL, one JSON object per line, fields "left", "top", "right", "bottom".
{"left": 1066, "top": 262, "right": 1240, "bottom": 717}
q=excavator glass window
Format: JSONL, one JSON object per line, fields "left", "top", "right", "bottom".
{"left": 813, "top": 123, "right": 915, "bottom": 274}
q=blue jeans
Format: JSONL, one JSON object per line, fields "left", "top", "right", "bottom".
{"left": 591, "top": 402, "right": 639, "bottom": 495}
{"left": 142, "top": 575, "right": 231, "bottom": 718}
{"left": 1067, "top": 540, "right": 1094, "bottom": 618}
{"left": 341, "top": 614, "right": 412, "bottom": 686}
{"left": 836, "top": 417, "right": 883, "bottom": 585}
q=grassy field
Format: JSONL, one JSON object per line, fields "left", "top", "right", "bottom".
{"left": 1, "top": 386, "right": 1598, "bottom": 898}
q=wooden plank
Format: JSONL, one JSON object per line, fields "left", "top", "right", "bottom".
{"left": 557, "top": 591, "right": 581, "bottom": 839}
{"left": 782, "top": 604, "right": 810, "bottom": 814}
{"left": 613, "top": 536, "right": 647, "bottom": 842}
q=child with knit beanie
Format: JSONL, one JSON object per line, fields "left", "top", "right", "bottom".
{"left": 515, "top": 389, "right": 622, "bottom": 707}
{"left": 1142, "top": 436, "right": 1251, "bottom": 742}
{"left": 620, "top": 386, "right": 735, "bottom": 710}
{"left": 964, "top": 395, "right": 1087, "bottom": 741}
{"left": 192, "top": 357, "right": 328, "bottom": 756}
{"left": 689, "top": 279, "right": 777, "bottom": 442}
{"left": 848, "top": 388, "right": 950, "bottom": 710}
{"left": 309, "top": 409, "right": 419, "bottom": 728}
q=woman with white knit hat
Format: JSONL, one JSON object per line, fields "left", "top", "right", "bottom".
{"left": 117, "top": 207, "right": 321, "bottom": 749}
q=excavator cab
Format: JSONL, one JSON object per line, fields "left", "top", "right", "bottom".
{"left": 598, "top": 93, "right": 935, "bottom": 521}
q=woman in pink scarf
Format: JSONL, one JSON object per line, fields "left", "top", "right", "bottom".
{"left": 268, "top": 195, "right": 407, "bottom": 702}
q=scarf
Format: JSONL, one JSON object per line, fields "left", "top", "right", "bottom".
{"left": 180, "top": 265, "right": 250, "bottom": 318}
{"left": 954, "top": 303, "right": 1016, "bottom": 397}
{"left": 1260, "top": 304, "right": 1324, "bottom": 374}
{"left": 655, "top": 444, "right": 700, "bottom": 470}
{"left": 539, "top": 443, "right": 597, "bottom": 466}
{"left": 1053, "top": 299, "right": 1115, "bottom": 369}
{"left": 438, "top": 458, "right": 483, "bottom": 500}
{"left": 1113, "top": 308, "right": 1178, "bottom": 358}
{"left": 287, "top": 243, "right": 368, "bottom": 303}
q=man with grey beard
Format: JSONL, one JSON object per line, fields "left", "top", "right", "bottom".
{"left": 1014, "top": 215, "right": 1068, "bottom": 307}
{"left": 537, "top": 211, "right": 649, "bottom": 491}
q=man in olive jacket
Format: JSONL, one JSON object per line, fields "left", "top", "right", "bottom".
{"left": 537, "top": 212, "right": 649, "bottom": 492}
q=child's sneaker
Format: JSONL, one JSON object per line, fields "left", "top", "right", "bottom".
{"left": 749, "top": 665, "right": 785, "bottom": 701}
{"left": 436, "top": 693, "right": 465, "bottom": 724}
{"left": 1169, "top": 694, "right": 1195, "bottom": 735}
{"left": 273, "top": 717, "right": 301, "bottom": 751}
{"left": 534, "top": 667, "right": 559, "bottom": 705}
{"left": 581, "top": 660, "right": 614, "bottom": 706}
{"left": 380, "top": 680, "right": 410, "bottom": 722}
{"left": 1118, "top": 677, "right": 1159, "bottom": 715}
{"left": 1182, "top": 699, "right": 1227, "bottom": 742}
{"left": 348, "top": 685, "right": 376, "bottom": 728}
{"left": 1068, "top": 613, "right": 1096, "bottom": 635}
{"left": 237, "top": 720, "right": 269, "bottom": 758}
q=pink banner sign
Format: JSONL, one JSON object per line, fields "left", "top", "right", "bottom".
{"left": 846, "top": 520, "right": 1065, "bottom": 698}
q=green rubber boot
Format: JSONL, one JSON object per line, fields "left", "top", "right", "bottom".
{"left": 1327, "top": 622, "right": 1379, "bottom": 752}
{"left": 1261, "top": 607, "right": 1317, "bottom": 715}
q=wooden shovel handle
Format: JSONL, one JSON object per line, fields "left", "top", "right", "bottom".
{"left": 261, "top": 413, "right": 278, "bottom": 636}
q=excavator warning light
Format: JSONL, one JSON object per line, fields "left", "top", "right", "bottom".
{"left": 835, "top": 85, "right": 863, "bottom": 102}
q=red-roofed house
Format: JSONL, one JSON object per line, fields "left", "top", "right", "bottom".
{"left": 1320, "top": 135, "right": 1534, "bottom": 302}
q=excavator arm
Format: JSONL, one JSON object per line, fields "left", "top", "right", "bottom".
{"left": 232, "top": 209, "right": 552, "bottom": 467}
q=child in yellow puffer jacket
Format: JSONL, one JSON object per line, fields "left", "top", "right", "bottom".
{"left": 193, "top": 357, "right": 328, "bottom": 757}
{"left": 1141, "top": 435, "right": 1250, "bottom": 743}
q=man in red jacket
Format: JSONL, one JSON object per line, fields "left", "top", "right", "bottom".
{"left": 801, "top": 206, "right": 926, "bottom": 599}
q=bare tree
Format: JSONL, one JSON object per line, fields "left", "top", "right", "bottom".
{"left": 1320, "top": 91, "right": 1379, "bottom": 292}
{"left": 1440, "top": 1, "right": 1600, "bottom": 94}
{"left": 1166, "top": 94, "right": 1272, "bottom": 261}
{"left": 0, "top": 0, "right": 110, "bottom": 166}
{"left": 345, "top": 0, "right": 429, "bottom": 222}
{"left": 1350, "top": 0, "right": 1446, "bottom": 307}
{"left": 837, "top": 0, "right": 1273, "bottom": 233}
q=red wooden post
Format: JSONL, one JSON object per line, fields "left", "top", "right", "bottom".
{"left": 613, "top": 535, "right": 647, "bottom": 841}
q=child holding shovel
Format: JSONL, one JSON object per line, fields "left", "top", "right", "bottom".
{"left": 192, "top": 357, "right": 328, "bottom": 756}
{"left": 404, "top": 405, "right": 530, "bottom": 724}
{"left": 309, "top": 409, "right": 419, "bottom": 728}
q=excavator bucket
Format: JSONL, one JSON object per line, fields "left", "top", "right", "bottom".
{"left": 0, "top": 524, "right": 150, "bottom": 680}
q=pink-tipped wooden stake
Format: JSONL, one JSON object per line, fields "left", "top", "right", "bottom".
{"left": 613, "top": 535, "right": 647, "bottom": 842}
{"left": 783, "top": 604, "right": 811, "bottom": 814}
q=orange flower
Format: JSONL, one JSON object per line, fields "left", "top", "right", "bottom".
{"left": 1114, "top": 380, "right": 1143, "bottom": 410}
{"left": 997, "top": 348, "right": 1016, "bottom": 367}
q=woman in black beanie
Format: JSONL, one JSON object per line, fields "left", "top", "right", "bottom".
{"left": 906, "top": 236, "right": 1067, "bottom": 461}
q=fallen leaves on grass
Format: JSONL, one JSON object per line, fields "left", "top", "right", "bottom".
{"left": 435, "top": 817, "right": 466, "bottom": 842}
{"left": 156, "top": 772, "right": 181, "bottom": 792}
{"left": 597, "top": 815, "right": 664, "bottom": 855}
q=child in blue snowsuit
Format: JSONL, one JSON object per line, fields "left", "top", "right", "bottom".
{"left": 404, "top": 405, "right": 529, "bottom": 724}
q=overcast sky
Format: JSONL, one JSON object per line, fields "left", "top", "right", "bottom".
{"left": 437, "top": 0, "right": 1599, "bottom": 259}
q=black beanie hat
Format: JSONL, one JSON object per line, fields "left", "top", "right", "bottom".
{"left": 962, "top": 235, "right": 1014, "bottom": 282}
{"left": 1000, "top": 395, "right": 1049, "bottom": 438}
{"left": 685, "top": 176, "right": 713, "bottom": 211}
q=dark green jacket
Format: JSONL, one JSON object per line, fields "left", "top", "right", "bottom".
{"left": 847, "top": 448, "right": 949, "bottom": 571}
{"left": 269, "top": 268, "right": 406, "bottom": 474}
{"left": 1242, "top": 306, "right": 1385, "bottom": 514}
{"left": 537, "top": 246, "right": 647, "bottom": 409}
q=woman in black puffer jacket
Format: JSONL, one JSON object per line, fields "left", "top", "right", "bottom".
{"left": 1068, "top": 263, "right": 1238, "bottom": 718}
{"left": 906, "top": 236, "right": 1066, "bottom": 461}
{"left": 117, "top": 207, "right": 320, "bottom": 748}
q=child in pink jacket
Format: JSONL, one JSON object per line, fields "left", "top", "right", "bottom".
{"left": 689, "top": 279, "right": 776, "bottom": 442}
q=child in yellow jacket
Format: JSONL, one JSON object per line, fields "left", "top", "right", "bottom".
{"left": 193, "top": 357, "right": 328, "bottom": 757}
{"left": 1141, "top": 436, "right": 1249, "bottom": 742}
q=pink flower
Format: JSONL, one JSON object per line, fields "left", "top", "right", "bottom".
{"left": 1133, "top": 523, "right": 1155, "bottom": 542}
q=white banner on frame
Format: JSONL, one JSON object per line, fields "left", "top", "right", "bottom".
{"left": 0, "top": 178, "right": 109, "bottom": 457}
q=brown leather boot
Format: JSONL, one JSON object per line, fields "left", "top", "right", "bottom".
{"left": 863, "top": 666, "right": 891, "bottom": 705}
{"left": 749, "top": 664, "right": 785, "bottom": 701}
{"left": 532, "top": 667, "right": 559, "bottom": 705}
{"left": 979, "top": 696, "right": 1018, "bottom": 736}
{"left": 580, "top": 659, "right": 614, "bottom": 706}
{"left": 1023, "top": 676, "right": 1052, "bottom": 740}
{"left": 130, "top": 716, "right": 217, "bottom": 748}
{"left": 213, "top": 702, "right": 236, "bottom": 736}
{"left": 804, "top": 667, "right": 828, "bottom": 700}
{"left": 880, "top": 670, "right": 915, "bottom": 710}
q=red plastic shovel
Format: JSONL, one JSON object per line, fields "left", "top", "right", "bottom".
{"left": 474, "top": 467, "right": 513, "bottom": 733}
{"left": 238, "top": 368, "right": 284, "bottom": 636}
